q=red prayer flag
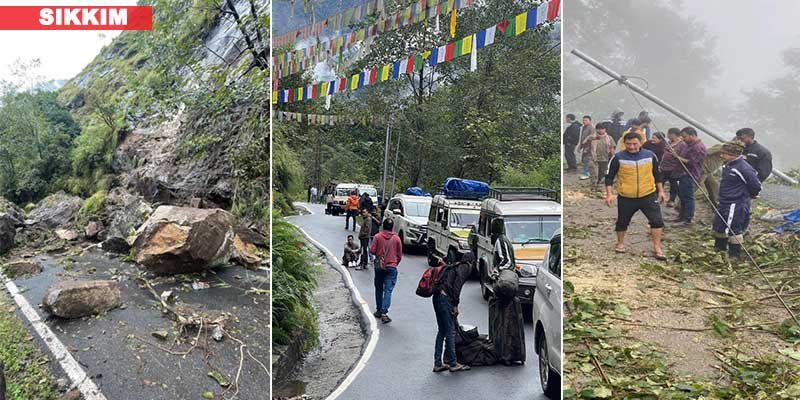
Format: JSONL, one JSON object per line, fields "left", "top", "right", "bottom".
{"left": 370, "top": 67, "right": 378, "bottom": 84}
{"left": 444, "top": 42, "right": 455, "bottom": 61}
{"left": 312, "top": 84, "right": 318, "bottom": 99}
{"left": 497, "top": 20, "right": 509, "bottom": 34}
{"left": 548, "top": 0, "right": 560, "bottom": 20}
{"left": 406, "top": 55, "right": 415, "bottom": 74}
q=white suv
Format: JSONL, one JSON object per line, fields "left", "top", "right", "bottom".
{"left": 426, "top": 195, "right": 481, "bottom": 262}
{"left": 383, "top": 195, "right": 432, "bottom": 248}
{"left": 534, "top": 233, "right": 561, "bottom": 398}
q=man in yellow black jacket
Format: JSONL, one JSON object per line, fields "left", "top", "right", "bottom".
{"left": 605, "top": 132, "right": 667, "bottom": 260}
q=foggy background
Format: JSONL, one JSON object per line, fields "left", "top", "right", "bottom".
{"left": 563, "top": 0, "right": 800, "bottom": 172}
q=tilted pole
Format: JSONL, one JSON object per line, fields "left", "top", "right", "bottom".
{"left": 571, "top": 48, "right": 798, "bottom": 185}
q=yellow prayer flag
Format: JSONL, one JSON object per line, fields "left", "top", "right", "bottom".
{"left": 515, "top": 12, "right": 527, "bottom": 35}
{"left": 297, "top": 87, "right": 304, "bottom": 100}
{"left": 461, "top": 35, "right": 472, "bottom": 56}
{"left": 380, "top": 64, "right": 391, "bottom": 81}
{"left": 350, "top": 74, "right": 359, "bottom": 90}
{"left": 321, "top": 82, "right": 329, "bottom": 96}
{"left": 272, "top": 91, "right": 278, "bottom": 104}
{"left": 449, "top": 9, "right": 457, "bottom": 38}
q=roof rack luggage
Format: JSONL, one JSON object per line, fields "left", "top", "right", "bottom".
{"left": 489, "top": 187, "right": 559, "bottom": 202}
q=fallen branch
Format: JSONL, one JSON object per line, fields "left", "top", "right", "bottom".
{"left": 583, "top": 338, "right": 612, "bottom": 387}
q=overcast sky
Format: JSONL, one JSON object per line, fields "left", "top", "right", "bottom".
{"left": 681, "top": 0, "right": 800, "bottom": 104}
{"left": 0, "top": 0, "right": 137, "bottom": 86}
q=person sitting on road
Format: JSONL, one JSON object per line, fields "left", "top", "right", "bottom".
{"left": 369, "top": 219, "right": 403, "bottom": 324}
{"left": 712, "top": 142, "right": 762, "bottom": 259}
{"left": 430, "top": 254, "right": 473, "bottom": 373}
{"left": 342, "top": 235, "right": 361, "bottom": 268}
{"left": 606, "top": 132, "right": 667, "bottom": 260}
{"left": 345, "top": 191, "right": 360, "bottom": 231}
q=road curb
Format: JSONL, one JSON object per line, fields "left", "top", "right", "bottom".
{"left": 288, "top": 204, "right": 379, "bottom": 400}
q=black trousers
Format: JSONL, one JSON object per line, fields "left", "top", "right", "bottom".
{"left": 564, "top": 144, "right": 577, "bottom": 169}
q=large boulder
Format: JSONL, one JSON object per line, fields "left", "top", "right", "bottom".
{"left": 105, "top": 188, "right": 152, "bottom": 244}
{"left": 0, "top": 213, "right": 15, "bottom": 255}
{"left": 0, "top": 197, "right": 25, "bottom": 226}
{"left": 28, "top": 193, "right": 83, "bottom": 229}
{"left": 42, "top": 280, "right": 122, "bottom": 319}
{"left": 131, "top": 206, "right": 235, "bottom": 275}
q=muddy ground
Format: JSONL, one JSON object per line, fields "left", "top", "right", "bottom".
{"left": 2, "top": 240, "right": 270, "bottom": 400}
{"left": 563, "top": 170, "right": 800, "bottom": 396}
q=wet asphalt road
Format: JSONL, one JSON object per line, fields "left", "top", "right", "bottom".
{"left": 8, "top": 251, "right": 270, "bottom": 400}
{"left": 290, "top": 203, "right": 547, "bottom": 400}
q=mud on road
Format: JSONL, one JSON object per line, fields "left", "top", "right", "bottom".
{"left": 563, "top": 170, "right": 800, "bottom": 396}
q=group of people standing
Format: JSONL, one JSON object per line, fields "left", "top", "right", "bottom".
{"left": 564, "top": 110, "right": 773, "bottom": 260}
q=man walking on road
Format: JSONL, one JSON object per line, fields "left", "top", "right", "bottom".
{"left": 563, "top": 114, "right": 581, "bottom": 172}
{"left": 712, "top": 142, "right": 762, "bottom": 259}
{"left": 735, "top": 128, "right": 773, "bottom": 182}
{"left": 674, "top": 127, "right": 707, "bottom": 226}
{"left": 430, "top": 255, "right": 472, "bottom": 373}
{"left": 370, "top": 219, "right": 403, "bottom": 323}
{"left": 310, "top": 186, "right": 318, "bottom": 204}
{"left": 605, "top": 132, "right": 667, "bottom": 260}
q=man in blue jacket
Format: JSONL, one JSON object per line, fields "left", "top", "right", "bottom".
{"left": 712, "top": 142, "right": 762, "bottom": 259}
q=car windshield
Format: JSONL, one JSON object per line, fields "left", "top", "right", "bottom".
{"left": 337, "top": 188, "right": 355, "bottom": 196}
{"left": 405, "top": 202, "right": 431, "bottom": 217}
{"left": 504, "top": 215, "right": 560, "bottom": 244}
{"left": 450, "top": 211, "right": 479, "bottom": 228}
{"left": 359, "top": 188, "right": 377, "bottom": 197}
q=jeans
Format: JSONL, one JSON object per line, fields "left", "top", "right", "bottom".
{"left": 345, "top": 210, "right": 357, "bottom": 230}
{"left": 359, "top": 238, "right": 369, "bottom": 266}
{"left": 374, "top": 267, "right": 398, "bottom": 314}
{"left": 581, "top": 152, "right": 591, "bottom": 176}
{"left": 667, "top": 177, "right": 679, "bottom": 203}
{"left": 677, "top": 176, "right": 696, "bottom": 223}
{"left": 368, "top": 237, "right": 375, "bottom": 263}
{"left": 433, "top": 293, "right": 456, "bottom": 367}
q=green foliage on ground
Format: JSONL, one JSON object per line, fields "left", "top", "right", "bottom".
{"left": 272, "top": 212, "right": 319, "bottom": 351}
{"left": 76, "top": 190, "right": 107, "bottom": 227}
{"left": 0, "top": 296, "right": 58, "bottom": 400}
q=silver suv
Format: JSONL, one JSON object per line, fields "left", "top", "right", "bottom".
{"left": 383, "top": 194, "right": 432, "bottom": 248}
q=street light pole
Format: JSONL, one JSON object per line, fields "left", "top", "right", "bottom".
{"left": 381, "top": 123, "right": 392, "bottom": 205}
{"left": 571, "top": 48, "right": 798, "bottom": 185}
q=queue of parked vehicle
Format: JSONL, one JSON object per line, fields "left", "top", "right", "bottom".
{"left": 323, "top": 178, "right": 562, "bottom": 398}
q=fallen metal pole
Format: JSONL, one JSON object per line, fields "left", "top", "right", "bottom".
{"left": 571, "top": 48, "right": 798, "bottom": 185}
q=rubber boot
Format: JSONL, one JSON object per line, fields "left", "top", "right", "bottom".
{"left": 728, "top": 243, "right": 742, "bottom": 259}
{"left": 714, "top": 238, "right": 728, "bottom": 252}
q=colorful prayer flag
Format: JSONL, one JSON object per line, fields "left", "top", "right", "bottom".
{"left": 449, "top": 9, "right": 456, "bottom": 37}
{"left": 515, "top": 12, "right": 527, "bottom": 35}
{"left": 461, "top": 35, "right": 472, "bottom": 56}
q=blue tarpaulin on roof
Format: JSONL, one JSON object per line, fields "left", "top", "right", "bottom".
{"left": 440, "top": 178, "right": 490, "bottom": 200}
{"left": 405, "top": 187, "right": 431, "bottom": 197}
{"left": 774, "top": 209, "right": 800, "bottom": 233}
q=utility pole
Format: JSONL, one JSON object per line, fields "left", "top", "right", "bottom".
{"left": 390, "top": 130, "right": 401, "bottom": 197}
{"left": 571, "top": 49, "right": 798, "bottom": 185}
{"left": 381, "top": 123, "right": 392, "bottom": 205}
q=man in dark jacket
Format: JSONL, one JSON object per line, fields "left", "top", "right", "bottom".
{"left": 712, "top": 142, "right": 762, "bottom": 259}
{"left": 563, "top": 114, "right": 581, "bottom": 172}
{"left": 358, "top": 209, "right": 380, "bottom": 270}
{"left": 674, "top": 127, "right": 707, "bottom": 226}
{"left": 431, "top": 254, "right": 473, "bottom": 373}
{"left": 369, "top": 219, "right": 403, "bottom": 323}
{"left": 735, "top": 128, "right": 773, "bottom": 182}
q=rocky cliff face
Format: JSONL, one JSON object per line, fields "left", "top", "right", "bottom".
{"left": 61, "top": 0, "right": 269, "bottom": 209}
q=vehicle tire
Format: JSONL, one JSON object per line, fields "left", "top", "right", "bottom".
{"left": 447, "top": 247, "right": 460, "bottom": 263}
{"left": 538, "top": 332, "right": 560, "bottom": 399}
{"left": 479, "top": 264, "right": 491, "bottom": 301}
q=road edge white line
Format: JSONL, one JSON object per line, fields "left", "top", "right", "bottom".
{"left": 4, "top": 278, "right": 107, "bottom": 400}
{"left": 287, "top": 213, "right": 378, "bottom": 400}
